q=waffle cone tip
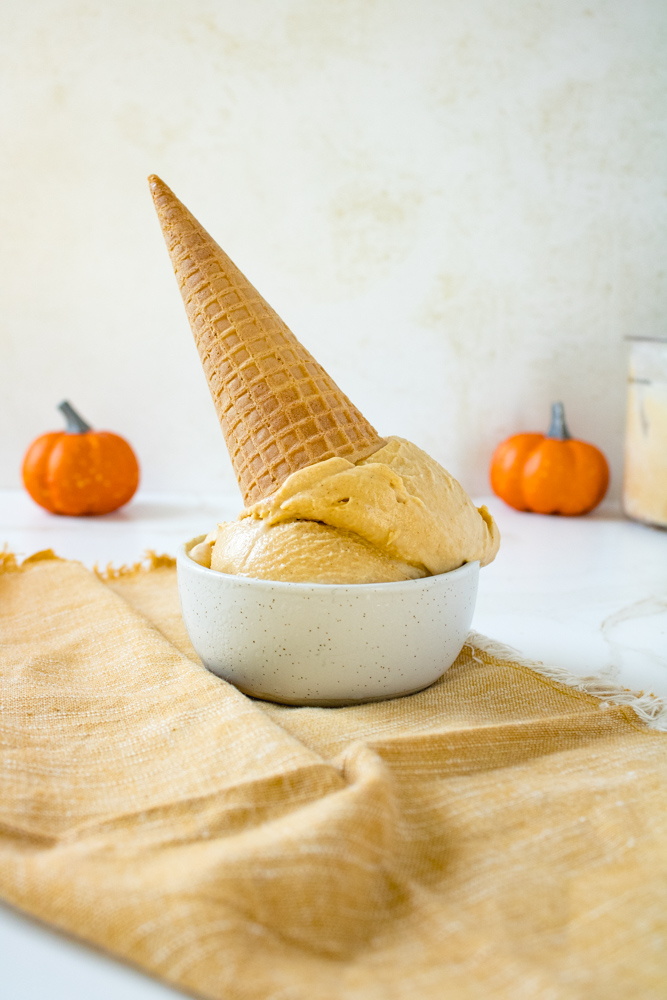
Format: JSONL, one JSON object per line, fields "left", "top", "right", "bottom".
{"left": 148, "top": 174, "right": 164, "bottom": 198}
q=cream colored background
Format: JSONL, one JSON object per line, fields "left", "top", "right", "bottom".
{"left": 1, "top": 0, "right": 665, "bottom": 500}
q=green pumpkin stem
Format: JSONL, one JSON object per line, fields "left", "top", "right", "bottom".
{"left": 546, "top": 401, "right": 571, "bottom": 441}
{"left": 58, "top": 400, "right": 92, "bottom": 434}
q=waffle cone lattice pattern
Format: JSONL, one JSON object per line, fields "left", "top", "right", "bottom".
{"left": 150, "top": 176, "right": 385, "bottom": 505}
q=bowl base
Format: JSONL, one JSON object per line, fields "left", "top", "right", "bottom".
{"left": 213, "top": 673, "right": 446, "bottom": 707}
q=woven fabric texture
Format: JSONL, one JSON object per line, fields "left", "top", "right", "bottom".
{"left": 1, "top": 551, "right": 666, "bottom": 999}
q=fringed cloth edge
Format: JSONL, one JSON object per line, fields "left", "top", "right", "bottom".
{"left": 3, "top": 547, "right": 665, "bottom": 731}
{"left": 0, "top": 546, "right": 176, "bottom": 579}
{"left": 466, "top": 631, "right": 667, "bottom": 732}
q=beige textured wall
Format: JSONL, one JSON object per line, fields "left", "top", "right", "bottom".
{"left": 1, "top": 0, "right": 666, "bottom": 499}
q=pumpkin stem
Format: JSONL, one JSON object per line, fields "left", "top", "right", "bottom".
{"left": 58, "top": 400, "right": 92, "bottom": 434}
{"left": 546, "top": 401, "right": 571, "bottom": 441}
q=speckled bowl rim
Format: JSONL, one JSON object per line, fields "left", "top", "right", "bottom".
{"left": 179, "top": 536, "right": 480, "bottom": 592}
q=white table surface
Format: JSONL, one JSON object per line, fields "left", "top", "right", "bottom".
{"left": 1, "top": 488, "right": 666, "bottom": 998}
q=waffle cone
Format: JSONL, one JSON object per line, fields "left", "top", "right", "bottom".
{"left": 149, "top": 176, "right": 385, "bottom": 505}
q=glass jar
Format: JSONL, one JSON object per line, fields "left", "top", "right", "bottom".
{"left": 623, "top": 337, "right": 667, "bottom": 528}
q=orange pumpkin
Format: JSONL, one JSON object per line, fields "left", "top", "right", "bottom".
{"left": 22, "top": 401, "right": 140, "bottom": 515}
{"left": 490, "top": 402, "right": 609, "bottom": 516}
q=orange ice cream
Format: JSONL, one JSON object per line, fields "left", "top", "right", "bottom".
{"left": 191, "top": 438, "right": 500, "bottom": 584}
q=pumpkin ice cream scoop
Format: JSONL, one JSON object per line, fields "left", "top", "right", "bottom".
{"left": 195, "top": 438, "right": 499, "bottom": 583}
{"left": 149, "top": 175, "right": 499, "bottom": 583}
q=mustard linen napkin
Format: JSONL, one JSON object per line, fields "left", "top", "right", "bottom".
{"left": 1, "top": 551, "right": 666, "bottom": 999}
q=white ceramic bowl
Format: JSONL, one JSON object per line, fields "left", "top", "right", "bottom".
{"left": 177, "top": 537, "right": 479, "bottom": 706}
